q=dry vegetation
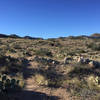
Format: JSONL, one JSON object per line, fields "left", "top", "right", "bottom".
{"left": 0, "top": 35, "right": 100, "bottom": 100}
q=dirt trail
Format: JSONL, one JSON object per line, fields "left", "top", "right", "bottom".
{"left": 14, "top": 57, "right": 71, "bottom": 100}
{"left": 22, "top": 62, "right": 60, "bottom": 100}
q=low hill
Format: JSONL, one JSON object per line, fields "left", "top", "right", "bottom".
{"left": 91, "top": 33, "right": 100, "bottom": 37}
{"left": 0, "top": 32, "right": 100, "bottom": 100}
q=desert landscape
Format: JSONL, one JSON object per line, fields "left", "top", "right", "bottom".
{"left": 0, "top": 33, "right": 100, "bottom": 100}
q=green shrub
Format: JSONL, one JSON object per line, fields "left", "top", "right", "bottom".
{"left": 67, "top": 52, "right": 76, "bottom": 56}
{"left": 66, "top": 79, "right": 100, "bottom": 100}
{"left": 0, "top": 56, "right": 25, "bottom": 74}
{"left": 87, "top": 43, "right": 100, "bottom": 51}
{"left": 92, "top": 45, "right": 100, "bottom": 51}
{"left": 35, "top": 48, "right": 52, "bottom": 57}
{"left": 76, "top": 50, "right": 86, "bottom": 53}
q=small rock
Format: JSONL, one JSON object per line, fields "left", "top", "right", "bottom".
{"left": 77, "top": 57, "right": 84, "bottom": 63}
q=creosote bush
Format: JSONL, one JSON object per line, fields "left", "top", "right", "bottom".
{"left": 87, "top": 43, "right": 100, "bottom": 51}
{"left": 34, "top": 67, "right": 64, "bottom": 88}
{"left": 35, "top": 48, "right": 53, "bottom": 57}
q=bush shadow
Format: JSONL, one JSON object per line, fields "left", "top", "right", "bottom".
{"left": 67, "top": 65, "right": 100, "bottom": 79}
{"left": 7, "top": 90, "right": 60, "bottom": 100}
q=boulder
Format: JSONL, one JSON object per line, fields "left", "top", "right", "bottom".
{"left": 89, "top": 61, "right": 100, "bottom": 68}
{"left": 77, "top": 57, "right": 84, "bottom": 63}
{"left": 84, "top": 59, "right": 90, "bottom": 64}
{"left": 77, "top": 57, "right": 91, "bottom": 64}
{"left": 53, "top": 60, "right": 60, "bottom": 65}
{"left": 89, "top": 61, "right": 95, "bottom": 68}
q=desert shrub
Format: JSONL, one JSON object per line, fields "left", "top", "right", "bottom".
{"left": 67, "top": 63, "right": 94, "bottom": 79}
{"left": 92, "top": 45, "right": 100, "bottom": 51}
{"left": 87, "top": 43, "right": 100, "bottom": 51}
{"left": 37, "top": 40, "right": 47, "bottom": 45}
{"left": 47, "top": 77, "right": 63, "bottom": 88}
{"left": 66, "top": 63, "right": 100, "bottom": 99}
{"left": 47, "top": 39, "right": 62, "bottom": 47}
{"left": 35, "top": 48, "right": 52, "bottom": 57}
{"left": 44, "top": 68, "right": 63, "bottom": 88}
{"left": 66, "top": 79, "right": 100, "bottom": 100}
{"left": 35, "top": 74, "right": 48, "bottom": 86}
{"left": 46, "top": 70, "right": 63, "bottom": 88}
{"left": 49, "top": 42, "right": 62, "bottom": 47}
{"left": 0, "top": 56, "right": 25, "bottom": 74}
{"left": 7, "top": 49, "right": 16, "bottom": 53}
{"left": 87, "top": 76, "right": 100, "bottom": 90}
{"left": 35, "top": 67, "right": 64, "bottom": 88}
{"left": 23, "top": 51, "right": 32, "bottom": 57}
{"left": 67, "top": 52, "right": 76, "bottom": 56}
{"left": 13, "top": 44, "right": 22, "bottom": 49}
{"left": 76, "top": 50, "right": 86, "bottom": 53}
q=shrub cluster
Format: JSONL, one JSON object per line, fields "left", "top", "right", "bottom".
{"left": 35, "top": 48, "right": 52, "bottom": 57}
{"left": 87, "top": 43, "right": 100, "bottom": 51}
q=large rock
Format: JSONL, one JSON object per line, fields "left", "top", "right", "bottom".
{"left": 77, "top": 57, "right": 90, "bottom": 64}
{"left": 89, "top": 61, "right": 100, "bottom": 68}
{"left": 84, "top": 59, "right": 90, "bottom": 64}
{"left": 77, "top": 57, "right": 84, "bottom": 63}
{"left": 89, "top": 61, "right": 95, "bottom": 68}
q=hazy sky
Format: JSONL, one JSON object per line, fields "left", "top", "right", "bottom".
{"left": 0, "top": 0, "right": 99, "bottom": 38}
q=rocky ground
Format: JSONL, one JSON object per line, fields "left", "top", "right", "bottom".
{"left": 0, "top": 34, "right": 100, "bottom": 100}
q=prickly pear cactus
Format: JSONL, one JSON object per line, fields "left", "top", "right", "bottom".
{"left": 0, "top": 74, "right": 20, "bottom": 94}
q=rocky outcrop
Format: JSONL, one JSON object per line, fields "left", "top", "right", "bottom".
{"left": 34, "top": 56, "right": 60, "bottom": 65}
{"left": 77, "top": 57, "right": 84, "bottom": 63}
{"left": 89, "top": 61, "right": 100, "bottom": 68}
{"left": 77, "top": 56, "right": 100, "bottom": 68}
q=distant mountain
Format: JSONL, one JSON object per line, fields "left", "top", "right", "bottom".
{"left": 91, "top": 33, "right": 100, "bottom": 37}
{"left": 24, "top": 36, "right": 43, "bottom": 40}
{"left": 0, "top": 33, "right": 100, "bottom": 39}
{"left": 0, "top": 33, "right": 43, "bottom": 40}
{"left": 9, "top": 34, "right": 21, "bottom": 38}
{"left": 0, "top": 34, "right": 8, "bottom": 38}
{"left": 67, "top": 34, "right": 100, "bottom": 39}
{"left": 24, "top": 36, "right": 34, "bottom": 39}
{"left": 0, "top": 34, "right": 21, "bottom": 38}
